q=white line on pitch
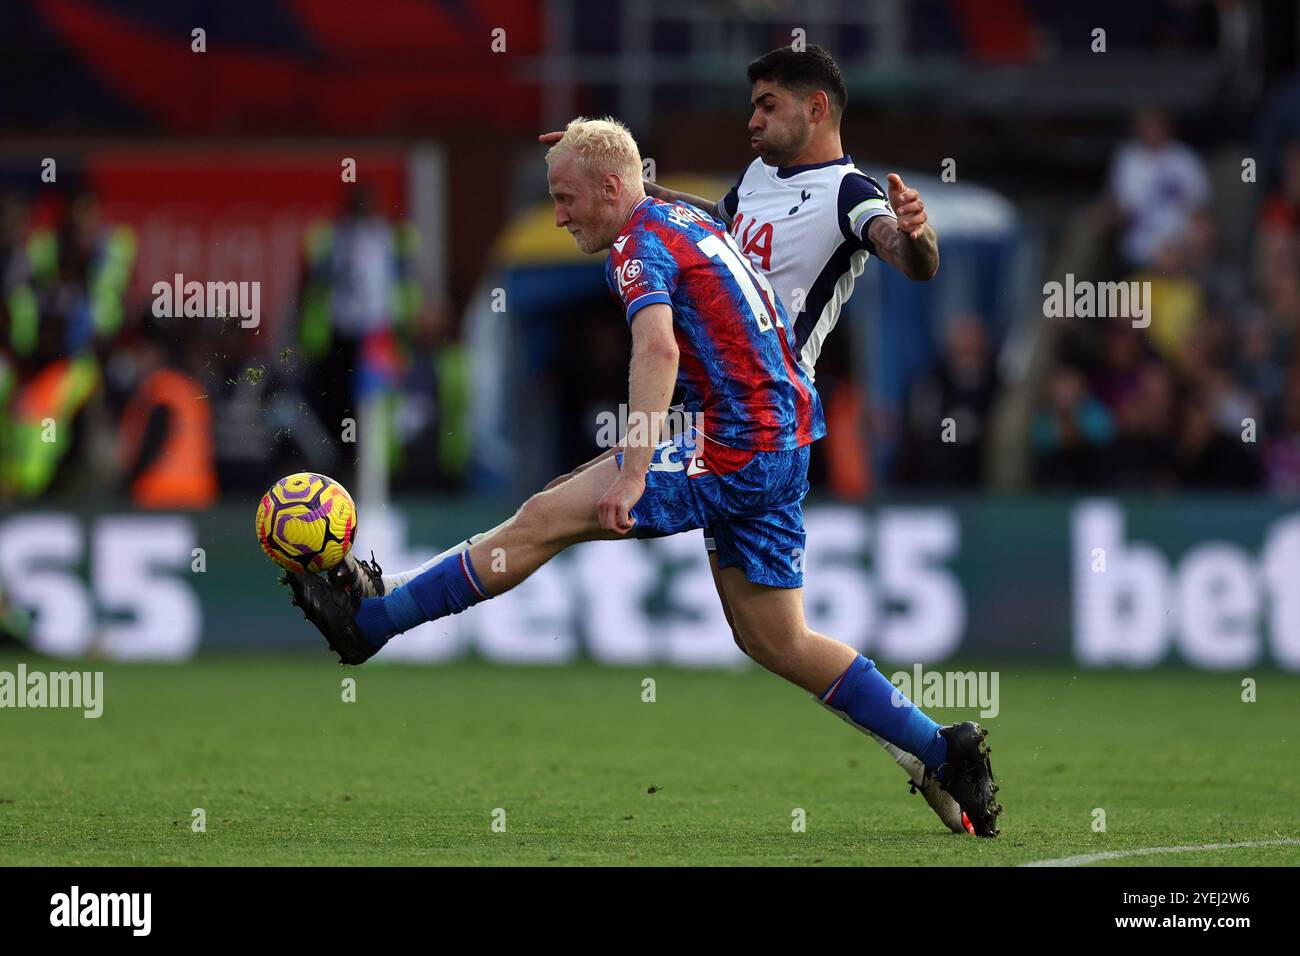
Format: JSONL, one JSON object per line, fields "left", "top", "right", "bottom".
{"left": 1020, "top": 839, "right": 1300, "bottom": 867}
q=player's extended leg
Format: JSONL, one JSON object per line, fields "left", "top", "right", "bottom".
{"left": 347, "top": 446, "right": 623, "bottom": 596}
{"left": 367, "top": 456, "right": 625, "bottom": 629}
{"left": 713, "top": 564, "right": 1000, "bottom": 836}
{"left": 287, "top": 456, "right": 629, "bottom": 663}
{"left": 704, "top": 548, "right": 971, "bottom": 835}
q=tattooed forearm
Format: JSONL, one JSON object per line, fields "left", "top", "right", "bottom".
{"left": 868, "top": 217, "right": 939, "bottom": 281}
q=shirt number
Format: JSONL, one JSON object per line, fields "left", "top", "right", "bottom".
{"left": 696, "top": 233, "right": 783, "bottom": 333}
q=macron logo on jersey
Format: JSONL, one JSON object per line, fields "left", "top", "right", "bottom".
{"left": 613, "top": 235, "right": 630, "bottom": 253}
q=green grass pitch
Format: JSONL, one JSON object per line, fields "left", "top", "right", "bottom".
{"left": 1, "top": 654, "right": 1297, "bottom": 866}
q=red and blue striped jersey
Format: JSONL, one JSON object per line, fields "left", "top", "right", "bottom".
{"left": 605, "top": 196, "right": 825, "bottom": 452}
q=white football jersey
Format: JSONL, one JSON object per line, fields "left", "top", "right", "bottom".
{"left": 718, "top": 156, "right": 895, "bottom": 379}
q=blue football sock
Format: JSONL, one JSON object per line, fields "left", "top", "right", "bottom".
{"left": 354, "top": 597, "right": 399, "bottom": 648}
{"left": 822, "top": 655, "right": 949, "bottom": 773}
{"left": 354, "top": 552, "right": 490, "bottom": 644}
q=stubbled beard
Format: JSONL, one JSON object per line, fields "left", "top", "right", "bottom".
{"left": 760, "top": 126, "right": 808, "bottom": 167}
{"left": 575, "top": 216, "right": 615, "bottom": 253}
{"left": 764, "top": 143, "right": 799, "bottom": 166}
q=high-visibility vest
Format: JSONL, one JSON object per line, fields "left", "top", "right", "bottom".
{"left": 3, "top": 355, "right": 100, "bottom": 498}
{"left": 118, "top": 368, "right": 217, "bottom": 509}
{"left": 11, "top": 226, "right": 136, "bottom": 355}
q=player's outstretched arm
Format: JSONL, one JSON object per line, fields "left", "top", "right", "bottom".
{"left": 869, "top": 173, "right": 939, "bottom": 281}
{"left": 596, "top": 303, "right": 679, "bottom": 534}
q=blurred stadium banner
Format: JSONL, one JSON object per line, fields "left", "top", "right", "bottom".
{"left": 2, "top": 496, "right": 1297, "bottom": 671}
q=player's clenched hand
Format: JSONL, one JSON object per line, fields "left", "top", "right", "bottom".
{"left": 597, "top": 472, "right": 644, "bottom": 534}
{"left": 887, "top": 173, "right": 928, "bottom": 240}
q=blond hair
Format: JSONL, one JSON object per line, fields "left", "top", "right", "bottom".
{"left": 546, "top": 116, "right": 642, "bottom": 188}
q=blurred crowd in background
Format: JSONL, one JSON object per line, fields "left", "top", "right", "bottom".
{"left": 1027, "top": 108, "right": 1300, "bottom": 494}
{"left": 1, "top": 0, "right": 1298, "bottom": 506}
{"left": 0, "top": 185, "right": 469, "bottom": 507}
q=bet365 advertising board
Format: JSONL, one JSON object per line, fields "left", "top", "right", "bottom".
{"left": 1, "top": 496, "right": 1297, "bottom": 671}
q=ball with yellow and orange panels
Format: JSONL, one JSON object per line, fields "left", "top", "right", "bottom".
{"left": 255, "top": 472, "right": 357, "bottom": 574}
